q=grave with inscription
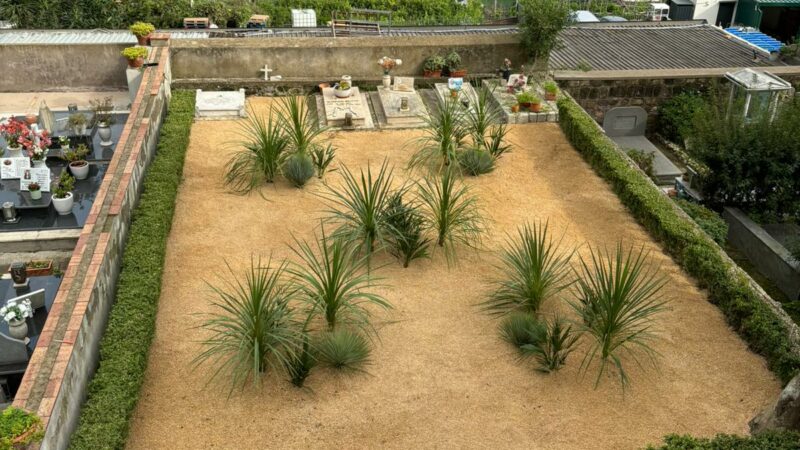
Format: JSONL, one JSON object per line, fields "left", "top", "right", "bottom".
{"left": 371, "top": 77, "right": 427, "bottom": 128}
{"left": 434, "top": 81, "right": 478, "bottom": 111}
{"left": 195, "top": 89, "right": 246, "bottom": 120}
{"left": 320, "top": 87, "right": 373, "bottom": 129}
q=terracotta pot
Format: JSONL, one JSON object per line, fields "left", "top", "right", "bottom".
{"left": 545, "top": 92, "right": 557, "bottom": 101}
{"left": 423, "top": 70, "right": 442, "bottom": 78}
{"left": 519, "top": 102, "right": 532, "bottom": 110}
{"left": 450, "top": 69, "right": 467, "bottom": 78}
{"left": 510, "top": 104, "right": 520, "bottom": 113}
{"left": 450, "top": 90, "right": 458, "bottom": 98}
{"left": 127, "top": 57, "right": 144, "bottom": 68}
{"left": 24, "top": 260, "right": 52, "bottom": 276}
{"left": 136, "top": 34, "right": 151, "bottom": 46}
{"left": 25, "top": 114, "right": 38, "bottom": 125}
{"left": 530, "top": 103, "right": 542, "bottom": 113}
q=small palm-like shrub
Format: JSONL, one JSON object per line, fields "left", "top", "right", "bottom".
{"left": 289, "top": 229, "right": 391, "bottom": 333}
{"left": 311, "top": 144, "right": 336, "bottom": 178}
{"left": 409, "top": 96, "right": 467, "bottom": 172}
{"left": 278, "top": 95, "right": 327, "bottom": 155}
{"left": 323, "top": 160, "right": 404, "bottom": 255}
{"left": 316, "top": 328, "right": 371, "bottom": 371}
{"left": 570, "top": 244, "right": 668, "bottom": 388}
{"left": 520, "top": 316, "right": 579, "bottom": 373}
{"left": 499, "top": 311, "right": 543, "bottom": 349}
{"left": 486, "top": 123, "right": 511, "bottom": 159}
{"left": 224, "top": 106, "right": 289, "bottom": 193}
{"left": 283, "top": 152, "right": 315, "bottom": 187}
{"left": 457, "top": 147, "right": 495, "bottom": 176}
{"left": 417, "top": 168, "right": 485, "bottom": 259}
{"left": 465, "top": 85, "right": 502, "bottom": 147}
{"left": 194, "top": 257, "right": 301, "bottom": 393}
{"left": 483, "top": 221, "right": 573, "bottom": 316}
{"left": 383, "top": 192, "right": 431, "bottom": 268}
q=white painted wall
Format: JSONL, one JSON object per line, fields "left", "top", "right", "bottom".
{"left": 693, "top": 0, "right": 721, "bottom": 23}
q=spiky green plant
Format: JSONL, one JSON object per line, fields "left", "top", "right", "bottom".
{"left": 316, "top": 328, "right": 372, "bottom": 371}
{"left": 283, "top": 152, "right": 315, "bottom": 187}
{"left": 417, "top": 168, "right": 485, "bottom": 260}
{"left": 457, "top": 147, "right": 495, "bottom": 176}
{"left": 520, "top": 316, "right": 579, "bottom": 373}
{"left": 289, "top": 229, "right": 391, "bottom": 333}
{"left": 486, "top": 123, "right": 512, "bottom": 159}
{"left": 465, "top": 85, "right": 503, "bottom": 148}
{"left": 194, "top": 257, "right": 302, "bottom": 393}
{"left": 284, "top": 312, "right": 317, "bottom": 388}
{"left": 322, "top": 160, "right": 405, "bottom": 256}
{"left": 409, "top": 96, "right": 468, "bottom": 172}
{"left": 311, "top": 143, "right": 336, "bottom": 178}
{"left": 570, "top": 244, "right": 668, "bottom": 389}
{"left": 278, "top": 95, "right": 327, "bottom": 155}
{"left": 383, "top": 192, "right": 431, "bottom": 268}
{"left": 482, "top": 221, "right": 573, "bottom": 316}
{"left": 224, "top": 105, "right": 289, "bottom": 193}
{"left": 499, "top": 311, "right": 544, "bottom": 349}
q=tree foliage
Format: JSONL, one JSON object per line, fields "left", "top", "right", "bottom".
{"left": 517, "top": 0, "right": 572, "bottom": 62}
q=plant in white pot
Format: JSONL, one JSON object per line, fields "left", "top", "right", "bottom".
{"left": 52, "top": 173, "right": 75, "bottom": 215}
{"left": 68, "top": 113, "right": 88, "bottom": 136}
{"left": 0, "top": 117, "right": 30, "bottom": 157}
{"left": 20, "top": 127, "right": 51, "bottom": 168}
{"left": 64, "top": 144, "right": 90, "bottom": 180}
{"left": 0, "top": 297, "right": 33, "bottom": 340}
{"left": 334, "top": 75, "right": 352, "bottom": 98}
{"left": 59, "top": 136, "right": 70, "bottom": 151}
{"left": 90, "top": 97, "right": 116, "bottom": 146}
{"left": 27, "top": 182, "right": 42, "bottom": 200}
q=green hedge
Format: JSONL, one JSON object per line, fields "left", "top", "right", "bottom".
{"left": 674, "top": 199, "right": 728, "bottom": 246}
{"left": 646, "top": 431, "right": 800, "bottom": 449}
{"left": 68, "top": 90, "right": 195, "bottom": 449}
{"left": 0, "top": 407, "right": 43, "bottom": 450}
{"left": 557, "top": 96, "right": 800, "bottom": 384}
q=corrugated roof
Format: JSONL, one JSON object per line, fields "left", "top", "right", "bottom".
{"left": 0, "top": 29, "right": 209, "bottom": 44}
{"left": 550, "top": 23, "right": 777, "bottom": 71}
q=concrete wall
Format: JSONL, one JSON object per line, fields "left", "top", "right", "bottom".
{"left": 0, "top": 44, "right": 129, "bottom": 92}
{"left": 170, "top": 33, "right": 524, "bottom": 81}
{"left": 724, "top": 207, "right": 800, "bottom": 302}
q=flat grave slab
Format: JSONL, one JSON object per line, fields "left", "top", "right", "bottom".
{"left": 195, "top": 89, "right": 246, "bottom": 120}
{"left": 434, "top": 82, "right": 478, "bottom": 109}
{"left": 481, "top": 79, "right": 559, "bottom": 124}
{"left": 321, "top": 87, "right": 371, "bottom": 128}
{"left": 374, "top": 87, "right": 427, "bottom": 127}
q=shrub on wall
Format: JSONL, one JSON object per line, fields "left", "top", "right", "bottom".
{"left": 647, "top": 430, "right": 800, "bottom": 449}
{"left": 557, "top": 95, "right": 800, "bottom": 384}
{"left": 68, "top": 91, "right": 195, "bottom": 449}
{"left": 657, "top": 90, "right": 705, "bottom": 145}
{"left": 0, "top": 407, "right": 43, "bottom": 449}
{"left": 674, "top": 199, "right": 728, "bottom": 245}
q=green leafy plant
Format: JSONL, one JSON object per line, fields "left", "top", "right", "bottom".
{"left": 89, "top": 96, "right": 116, "bottom": 126}
{"left": 647, "top": 431, "right": 800, "bottom": 450}
{"left": 322, "top": 160, "right": 404, "bottom": 256}
{"left": 129, "top": 21, "right": 155, "bottom": 37}
{"left": 52, "top": 173, "right": 75, "bottom": 199}
{"left": 311, "top": 144, "right": 336, "bottom": 179}
{"left": 278, "top": 95, "right": 327, "bottom": 156}
{"left": 67, "top": 112, "right": 87, "bottom": 128}
{"left": 465, "top": 85, "right": 505, "bottom": 151}
{"left": 120, "top": 46, "right": 148, "bottom": 60}
{"left": 657, "top": 90, "right": 705, "bottom": 145}
{"left": 383, "top": 192, "right": 432, "bottom": 268}
{"left": 516, "top": 91, "right": 536, "bottom": 104}
{"left": 787, "top": 238, "right": 800, "bottom": 263}
{"left": 571, "top": 244, "right": 667, "bottom": 388}
{"left": 520, "top": 316, "right": 579, "bottom": 373}
{"left": 64, "top": 144, "right": 90, "bottom": 163}
{"left": 423, "top": 55, "right": 446, "bottom": 72}
{"left": 224, "top": 105, "right": 289, "bottom": 193}
{"left": 543, "top": 81, "right": 558, "bottom": 94}
{"left": 194, "top": 257, "right": 302, "bottom": 393}
{"left": 409, "top": 96, "right": 468, "bottom": 172}
{"left": 674, "top": 199, "right": 728, "bottom": 245}
{"left": 626, "top": 148, "right": 655, "bottom": 180}
{"left": 417, "top": 168, "right": 485, "bottom": 260}
{"left": 486, "top": 123, "right": 512, "bottom": 159}
{"left": 457, "top": 147, "right": 495, "bottom": 176}
{"left": 499, "top": 311, "right": 543, "bottom": 349}
{"left": 0, "top": 407, "right": 43, "bottom": 449}
{"left": 483, "top": 221, "right": 573, "bottom": 316}
{"left": 315, "top": 328, "right": 371, "bottom": 371}
{"left": 282, "top": 152, "right": 315, "bottom": 187}
{"left": 518, "top": 0, "right": 571, "bottom": 61}
{"left": 284, "top": 320, "right": 317, "bottom": 388}
{"left": 445, "top": 50, "right": 462, "bottom": 70}
{"left": 289, "top": 229, "right": 391, "bottom": 333}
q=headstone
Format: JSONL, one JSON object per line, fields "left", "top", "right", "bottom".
{"left": 602, "top": 107, "right": 647, "bottom": 137}
{"left": 506, "top": 74, "right": 527, "bottom": 90}
{"left": 260, "top": 64, "right": 274, "bottom": 81}
{"left": 195, "top": 89, "right": 247, "bottom": 120}
{"left": 321, "top": 87, "right": 367, "bottom": 126}
{"left": 38, "top": 102, "right": 55, "bottom": 134}
{"left": 376, "top": 87, "right": 427, "bottom": 127}
{"left": 393, "top": 76, "right": 415, "bottom": 92}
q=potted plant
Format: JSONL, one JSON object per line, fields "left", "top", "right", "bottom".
{"left": 52, "top": 173, "right": 75, "bottom": 215}
{"left": 377, "top": 56, "right": 402, "bottom": 88}
{"left": 23, "top": 260, "right": 53, "bottom": 276}
{"left": 446, "top": 51, "right": 467, "bottom": 77}
{"left": 129, "top": 21, "right": 155, "bottom": 46}
{"left": 121, "top": 46, "right": 148, "bottom": 68}
{"left": 28, "top": 182, "right": 42, "bottom": 200}
{"left": 59, "top": 136, "right": 70, "bottom": 150}
{"left": 65, "top": 144, "right": 90, "bottom": 180}
{"left": 544, "top": 81, "right": 558, "bottom": 101}
{"left": 334, "top": 75, "right": 352, "bottom": 98}
{"left": 516, "top": 91, "right": 535, "bottom": 110}
{"left": 68, "top": 113, "right": 88, "bottom": 135}
{"left": 423, "top": 55, "right": 445, "bottom": 78}
{"left": 0, "top": 297, "right": 33, "bottom": 340}
{"left": 90, "top": 97, "right": 116, "bottom": 145}
{"left": 0, "top": 117, "right": 29, "bottom": 157}
{"left": 529, "top": 94, "right": 542, "bottom": 113}
{"left": 19, "top": 128, "right": 51, "bottom": 168}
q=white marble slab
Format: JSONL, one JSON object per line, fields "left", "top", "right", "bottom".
{"left": 321, "top": 87, "right": 368, "bottom": 126}
{"left": 376, "top": 87, "right": 427, "bottom": 126}
{"left": 195, "top": 89, "right": 246, "bottom": 120}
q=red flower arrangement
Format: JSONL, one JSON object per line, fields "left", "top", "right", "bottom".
{"left": 0, "top": 118, "right": 30, "bottom": 149}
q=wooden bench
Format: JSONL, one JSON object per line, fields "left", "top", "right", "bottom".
{"left": 331, "top": 19, "right": 381, "bottom": 37}
{"left": 247, "top": 14, "right": 269, "bottom": 29}
{"left": 183, "top": 17, "right": 210, "bottom": 29}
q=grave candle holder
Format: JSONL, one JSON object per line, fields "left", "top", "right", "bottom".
{"left": 2, "top": 202, "right": 19, "bottom": 223}
{"left": 400, "top": 97, "right": 409, "bottom": 112}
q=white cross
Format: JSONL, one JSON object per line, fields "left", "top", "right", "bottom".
{"left": 260, "top": 64, "right": 274, "bottom": 81}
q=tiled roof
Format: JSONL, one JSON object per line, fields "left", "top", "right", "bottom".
{"left": 550, "top": 22, "right": 777, "bottom": 71}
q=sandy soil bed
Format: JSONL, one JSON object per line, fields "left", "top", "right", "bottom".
{"left": 126, "top": 97, "right": 780, "bottom": 449}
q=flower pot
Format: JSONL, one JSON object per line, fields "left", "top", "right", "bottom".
{"left": 334, "top": 88, "right": 352, "bottom": 98}
{"left": 545, "top": 92, "right": 557, "bottom": 101}
{"left": 98, "top": 123, "right": 113, "bottom": 145}
{"left": 23, "top": 260, "right": 53, "bottom": 277}
{"left": 382, "top": 74, "right": 391, "bottom": 88}
{"left": 52, "top": 192, "right": 74, "bottom": 215}
{"left": 127, "top": 57, "right": 144, "bottom": 68}
{"left": 511, "top": 104, "right": 520, "bottom": 113}
{"left": 32, "top": 158, "right": 46, "bottom": 168}
{"left": 73, "top": 124, "right": 87, "bottom": 136}
{"left": 69, "top": 161, "right": 90, "bottom": 180}
{"left": 136, "top": 34, "right": 151, "bottom": 46}
{"left": 423, "top": 70, "right": 442, "bottom": 78}
{"left": 519, "top": 102, "right": 532, "bottom": 110}
{"left": 530, "top": 103, "right": 542, "bottom": 113}
{"left": 8, "top": 319, "right": 28, "bottom": 340}
{"left": 450, "top": 69, "right": 467, "bottom": 78}
{"left": 7, "top": 145, "right": 22, "bottom": 158}
{"left": 29, "top": 189, "right": 42, "bottom": 200}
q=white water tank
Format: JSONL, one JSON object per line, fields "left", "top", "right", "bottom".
{"left": 291, "top": 9, "right": 317, "bottom": 27}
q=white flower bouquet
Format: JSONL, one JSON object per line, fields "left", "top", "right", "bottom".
{"left": 0, "top": 298, "right": 33, "bottom": 323}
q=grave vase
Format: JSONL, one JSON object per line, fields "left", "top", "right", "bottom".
{"left": 32, "top": 157, "right": 46, "bottom": 168}
{"left": 98, "top": 123, "right": 112, "bottom": 145}
{"left": 8, "top": 319, "right": 28, "bottom": 340}
{"left": 29, "top": 189, "right": 42, "bottom": 200}
{"left": 52, "top": 192, "right": 74, "bottom": 215}
{"left": 7, "top": 145, "right": 22, "bottom": 158}
{"left": 382, "top": 75, "right": 391, "bottom": 88}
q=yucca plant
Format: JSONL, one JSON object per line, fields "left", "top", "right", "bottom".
{"left": 289, "top": 229, "right": 391, "bottom": 333}
{"left": 520, "top": 316, "right": 579, "bottom": 373}
{"left": 284, "top": 312, "right": 317, "bottom": 388}
{"left": 457, "top": 147, "right": 495, "bottom": 176}
{"left": 486, "top": 123, "right": 512, "bottom": 159}
{"left": 499, "top": 311, "right": 544, "bottom": 349}
{"left": 322, "top": 160, "right": 405, "bottom": 256}
{"left": 283, "top": 152, "right": 315, "bottom": 187}
{"left": 417, "top": 167, "right": 485, "bottom": 259}
{"left": 409, "top": 96, "right": 468, "bottom": 172}
{"left": 383, "top": 192, "right": 432, "bottom": 268}
{"left": 570, "top": 244, "right": 668, "bottom": 389}
{"left": 224, "top": 105, "right": 289, "bottom": 193}
{"left": 311, "top": 143, "right": 336, "bottom": 178}
{"left": 278, "top": 95, "right": 327, "bottom": 155}
{"left": 465, "top": 85, "right": 503, "bottom": 148}
{"left": 194, "top": 257, "right": 302, "bottom": 393}
{"left": 316, "top": 328, "right": 372, "bottom": 371}
{"left": 482, "top": 221, "right": 573, "bottom": 316}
